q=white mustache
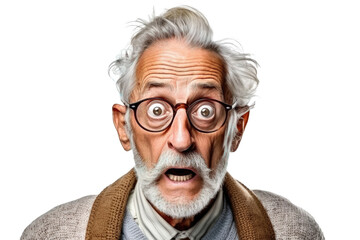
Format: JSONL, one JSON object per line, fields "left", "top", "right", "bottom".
{"left": 140, "top": 150, "right": 211, "bottom": 184}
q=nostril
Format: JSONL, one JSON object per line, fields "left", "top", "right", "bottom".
{"left": 168, "top": 130, "right": 194, "bottom": 152}
{"left": 183, "top": 143, "right": 195, "bottom": 153}
{"left": 168, "top": 140, "right": 194, "bottom": 153}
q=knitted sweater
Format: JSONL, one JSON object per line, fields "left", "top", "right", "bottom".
{"left": 21, "top": 172, "right": 324, "bottom": 240}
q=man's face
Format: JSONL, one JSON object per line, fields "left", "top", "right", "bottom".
{"left": 129, "top": 38, "right": 228, "bottom": 207}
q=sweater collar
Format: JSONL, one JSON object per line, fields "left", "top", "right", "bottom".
{"left": 85, "top": 169, "right": 275, "bottom": 240}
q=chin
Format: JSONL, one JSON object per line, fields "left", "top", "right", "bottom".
{"left": 143, "top": 182, "right": 214, "bottom": 219}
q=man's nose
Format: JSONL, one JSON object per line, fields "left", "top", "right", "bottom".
{"left": 168, "top": 109, "right": 194, "bottom": 152}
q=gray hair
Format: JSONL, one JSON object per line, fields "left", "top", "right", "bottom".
{"left": 110, "top": 6, "right": 258, "bottom": 157}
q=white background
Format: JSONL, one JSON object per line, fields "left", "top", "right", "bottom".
{"left": 1, "top": 0, "right": 359, "bottom": 239}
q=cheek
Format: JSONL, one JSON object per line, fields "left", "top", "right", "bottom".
{"left": 211, "top": 133, "right": 226, "bottom": 167}
{"left": 131, "top": 117, "right": 167, "bottom": 167}
{"left": 195, "top": 131, "right": 225, "bottom": 170}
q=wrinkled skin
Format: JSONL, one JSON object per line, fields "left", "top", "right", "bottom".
{"left": 112, "top": 38, "right": 249, "bottom": 228}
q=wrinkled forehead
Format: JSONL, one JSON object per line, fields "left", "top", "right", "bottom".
{"left": 131, "top": 39, "right": 229, "bottom": 103}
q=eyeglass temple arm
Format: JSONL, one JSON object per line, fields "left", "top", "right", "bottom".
{"left": 232, "top": 102, "right": 255, "bottom": 118}
{"left": 121, "top": 101, "right": 130, "bottom": 107}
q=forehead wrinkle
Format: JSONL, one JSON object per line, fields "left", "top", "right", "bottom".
{"left": 138, "top": 60, "right": 224, "bottom": 81}
{"left": 136, "top": 61, "right": 225, "bottom": 93}
{"left": 139, "top": 49, "right": 223, "bottom": 63}
{"left": 140, "top": 72, "right": 222, "bottom": 82}
{"left": 140, "top": 66, "right": 223, "bottom": 79}
{"left": 138, "top": 63, "right": 224, "bottom": 85}
{"left": 139, "top": 58, "right": 224, "bottom": 74}
{"left": 135, "top": 39, "right": 227, "bottom": 101}
{"left": 142, "top": 53, "right": 224, "bottom": 67}
{"left": 137, "top": 49, "right": 224, "bottom": 75}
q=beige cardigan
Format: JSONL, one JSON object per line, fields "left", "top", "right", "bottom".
{"left": 21, "top": 170, "right": 324, "bottom": 240}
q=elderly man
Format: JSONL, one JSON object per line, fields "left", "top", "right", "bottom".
{"left": 22, "top": 6, "right": 324, "bottom": 240}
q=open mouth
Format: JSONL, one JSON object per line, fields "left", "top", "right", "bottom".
{"left": 165, "top": 168, "right": 196, "bottom": 182}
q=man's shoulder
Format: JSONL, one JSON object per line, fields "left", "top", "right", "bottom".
{"left": 253, "top": 190, "right": 324, "bottom": 240}
{"left": 21, "top": 195, "right": 96, "bottom": 240}
{"left": 21, "top": 190, "right": 325, "bottom": 240}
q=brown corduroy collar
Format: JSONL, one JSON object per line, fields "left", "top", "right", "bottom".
{"left": 85, "top": 169, "right": 275, "bottom": 240}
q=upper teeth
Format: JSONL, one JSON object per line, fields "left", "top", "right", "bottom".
{"left": 168, "top": 174, "right": 193, "bottom": 182}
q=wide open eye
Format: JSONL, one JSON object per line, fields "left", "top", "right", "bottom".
{"left": 147, "top": 102, "right": 167, "bottom": 119}
{"left": 135, "top": 99, "right": 173, "bottom": 131}
{"left": 195, "top": 104, "right": 215, "bottom": 120}
{"left": 189, "top": 99, "right": 224, "bottom": 131}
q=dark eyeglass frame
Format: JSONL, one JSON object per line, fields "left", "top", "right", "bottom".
{"left": 128, "top": 97, "right": 233, "bottom": 133}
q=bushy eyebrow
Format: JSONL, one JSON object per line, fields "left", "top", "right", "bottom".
{"left": 190, "top": 82, "right": 222, "bottom": 92}
{"left": 142, "top": 81, "right": 174, "bottom": 92}
{"left": 187, "top": 81, "right": 225, "bottom": 103}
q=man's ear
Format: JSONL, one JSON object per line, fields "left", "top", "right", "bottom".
{"left": 230, "top": 111, "right": 250, "bottom": 152}
{"left": 112, "top": 104, "right": 131, "bottom": 151}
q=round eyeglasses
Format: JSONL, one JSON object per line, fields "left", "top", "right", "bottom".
{"left": 128, "top": 97, "right": 233, "bottom": 133}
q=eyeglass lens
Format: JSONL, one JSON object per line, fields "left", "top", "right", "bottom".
{"left": 134, "top": 99, "right": 227, "bottom": 132}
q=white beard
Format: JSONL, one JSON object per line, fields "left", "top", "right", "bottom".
{"left": 132, "top": 147, "right": 228, "bottom": 219}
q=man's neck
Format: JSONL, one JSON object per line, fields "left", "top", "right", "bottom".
{"left": 150, "top": 198, "right": 216, "bottom": 230}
